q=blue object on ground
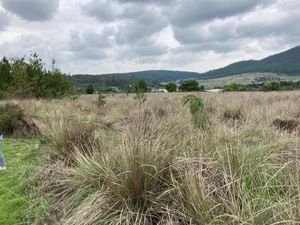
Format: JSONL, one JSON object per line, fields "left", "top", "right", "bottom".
{"left": 0, "top": 134, "right": 5, "bottom": 170}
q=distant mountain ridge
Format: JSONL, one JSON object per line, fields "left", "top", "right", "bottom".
{"left": 71, "top": 46, "right": 300, "bottom": 87}
{"left": 200, "top": 46, "right": 300, "bottom": 79}
{"left": 72, "top": 70, "right": 201, "bottom": 87}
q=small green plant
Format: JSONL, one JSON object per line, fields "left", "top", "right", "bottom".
{"left": 97, "top": 92, "right": 106, "bottom": 107}
{"left": 182, "top": 95, "right": 208, "bottom": 128}
{"left": 134, "top": 91, "right": 147, "bottom": 104}
{"left": 86, "top": 84, "right": 94, "bottom": 94}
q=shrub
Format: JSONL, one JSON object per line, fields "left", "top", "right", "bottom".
{"left": 0, "top": 103, "right": 39, "bottom": 135}
{"left": 224, "top": 83, "right": 246, "bottom": 92}
{"left": 97, "top": 92, "right": 106, "bottom": 107}
{"left": 223, "top": 107, "right": 245, "bottom": 122}
{"left": 179, "top": 80, "right": 203, "bottom": 92}
{"left": 272, "top": 118, "right": 299, "bottom": 133}
{"left": 86, "top": 84, "right": 95, "bottom": 94}
{"left": 131, "top": 81, "right": 147, "bottom": 104}
{"left": 40, "top": 117, "right": 97, "bottom": 164}
{"left": 165, "top": 82, "right": 177, "bottom": 92}
{"left": 182, "top": 95, "right": 208, "bottom": 128}
{"left": 131, "top": 79, "right": 147, "bottom": 93}
{"left": 263, "top": 80, "right": 281, "bottom": 91}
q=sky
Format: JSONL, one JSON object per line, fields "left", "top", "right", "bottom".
{"left": 0, "top": 0, "right": 299, "bottom": 74}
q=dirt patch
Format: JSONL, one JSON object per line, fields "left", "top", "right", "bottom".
{"left": 272, "top": 119, "right": 300, "bottom": 133}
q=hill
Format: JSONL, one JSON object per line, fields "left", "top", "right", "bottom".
{"left": 71, "top": 46, "right": 300, "bottom": 88}
{"left": 200, "top": 46, "right": 300, "bottom": 79}
{"left": 71, "top": 70, "right": 200, "bottom": 88}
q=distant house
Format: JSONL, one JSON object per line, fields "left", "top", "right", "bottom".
{"left": 151, "top": 88, "right": 168, "bottom": 93}
{"left": 205, "top": 89, "right": 224, "bottom": 93}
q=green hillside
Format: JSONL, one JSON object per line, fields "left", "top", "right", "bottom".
{"left": 71, "top": 70, "right": 200, "bottom": 87}
{"left": 71, "top": 46, "right": 300, "bottom": 88}
{"left": 200, "top": 46, "right": 300, "bottom": 79}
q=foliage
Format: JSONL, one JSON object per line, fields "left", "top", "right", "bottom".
{"left": 97, "top": 92, "right": 106, "bottom": 107}
{"left": 131, "top": 79, "right": 147, "bottom": 93}
{"left": 224, "top": 82, "right": 247, "bottom": 92}
{"left": 0, "top": 54, "right": 74, "bottom": 99}
{"left": 179, "top": 80, "right": 203, "bottom": 92}
{"left": 86, "top": 84, "right": 95, "bottom": 94}
{"left": 71, "top": 70, "right": 201, "bottom": 89}
{"left": 134, "top": 91, "right": 147, "bottom": 104}
{"left": 132, "top": 79, "right": 147, "bottom": 104}
{"left": 182, "top": 95, "right": 208, "bottom": 128}
{"left": 263, "top": 80, "right": 281, "bottom": 91}
{"left": 165, "top": 82, "right": 177, "bottom": 92}
{"left": 0, "top": 103, "right": 39, "bottom": 136}
{"left": 0, "top": 104, "right": 23, "bottom": 135}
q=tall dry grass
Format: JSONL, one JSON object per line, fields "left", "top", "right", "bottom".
{"left": 14, "top": 92, "right": 300, "bottom": 224}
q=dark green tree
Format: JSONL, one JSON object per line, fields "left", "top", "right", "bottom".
{"left": 131, "top": 79, "right": 147, "bottom": 93}
{"left": 224, "top": 83, "right": 246, "bottom": 92}
{"left": 86, "top": 84, "right": 95, "bottom": 94}
{"left": 165, "top": 82, "right": 177, "bottom": 92}
{"left": 263, "top": 81, "right": 281, "bottom": 91}
{"left": 179, "top": 80, "right": 201, "bottom": 92}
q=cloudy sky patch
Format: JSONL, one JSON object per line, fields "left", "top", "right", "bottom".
{"left": 0, "top": 0, "right": 299, "bottom": 74}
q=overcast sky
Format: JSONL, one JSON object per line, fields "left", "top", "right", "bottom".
{"left": 0, "top": 0, "right": 299, "bottom": 74}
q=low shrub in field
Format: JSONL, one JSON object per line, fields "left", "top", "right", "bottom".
{"left": 182, "top": 95, "right": 208, "bottom": 128}
{"left": 272, "top": 118, "right": 300, "bottom": 133}
{"left": 40, "top": 117, "right": 98, "bottom": 164}
{"left": 97, "top": 92, "right": 106, "bottom": 107}
{"left": 223, "top": 107, "right": 245, "bottom": 123}
{"left": 0, "top": 103, "right": 39, "bottom": 135}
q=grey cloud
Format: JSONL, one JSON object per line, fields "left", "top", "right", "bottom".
{"left": 174, "top": 41, "right": 240, "bottom": 54}
{"left": 69, "top": 29, "right": 112, "bottom": 60}
{"left": 0, "top": 10, "right": 9, "bottom": 30}
{"left": 81, "top": 0, "right": 116, "bottom": 22}
{"left": 115, "top": 6, "right": 168, "bottom": 44}
{"left": 169, "top": 0, "right": 274, "bottom": 27}
{"left": 171, "top": 1, "right": 300, "bottom": 53}
{"left": 82, "top": 0, "right": 168, "bottom": 44}
{"left": 1, "top": 0, "right": 59, "bottom": 21}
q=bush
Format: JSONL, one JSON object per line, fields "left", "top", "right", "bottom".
{"left": 165, "top": 82, "right": 177, "bottom": 92}
{"left": 86, "top": 84, "right": 95, "bottom": 94}
{"left": 224, "top": 83, "right": 246, "bottom": 92}
{"left": 182, "top": 95, "right": 208, "bottom": 128}
{"left": 0, "top": 103, "right": 39, "bottom": 135}
{"left": 41, "top": 118, "right": 97, "bottom": 164}
{"left": 223, "top": 108, "right": 244, "bottom": 121}
{"left": 179, "top": 80, "right": 203, "bottom": 92}
{"left": 131, "top": 79, "right": 147, "bottom": 93}
{"left": 263, "top": 81, "right": 281, "bottom": 91}
{"left": 97, "top": 92, "right": 106, "bottom": 107}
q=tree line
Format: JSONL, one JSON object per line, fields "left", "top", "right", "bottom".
{"left": 0, "top": 54, "right": 74, "bottom": 99}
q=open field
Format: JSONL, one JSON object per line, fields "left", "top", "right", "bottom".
{"left": 1, "top": 91, "right": 300, "bottom": 224}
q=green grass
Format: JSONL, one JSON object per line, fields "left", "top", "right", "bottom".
{"left": 0, "top": 138, "right": 39, "bottom": 225}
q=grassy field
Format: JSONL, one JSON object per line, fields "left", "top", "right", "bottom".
{"left": 1, "top": 91, "right": 300, "bottom": 224}
{"left": 0, "top": 138, "right": 39, "bottom": 225}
